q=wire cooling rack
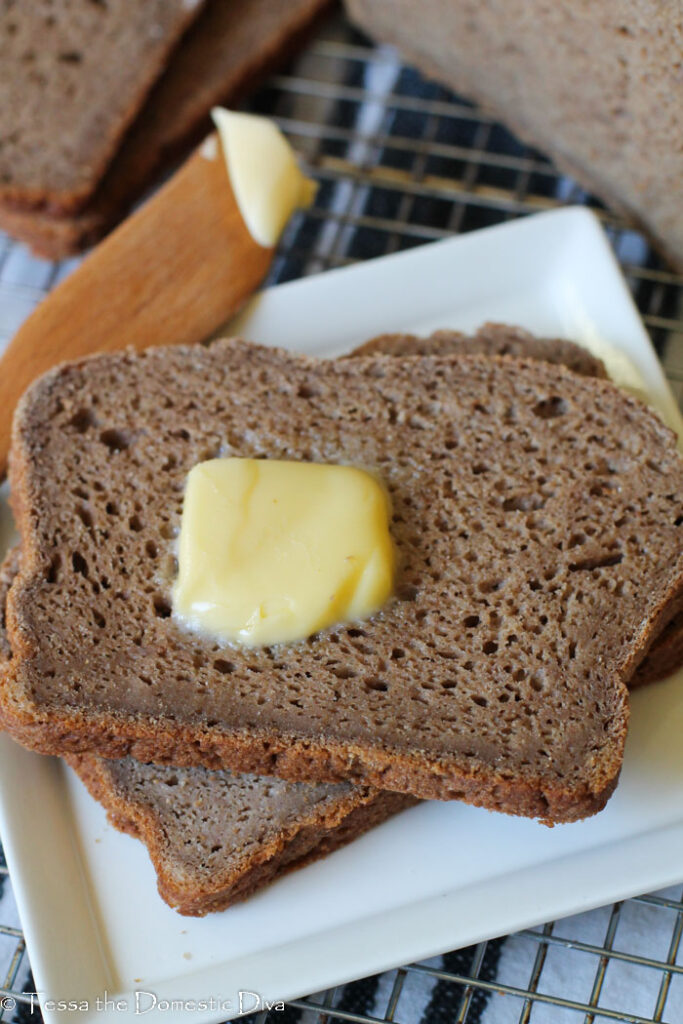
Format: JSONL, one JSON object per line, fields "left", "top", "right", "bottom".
{"left": 1, "top": 10, "right": 683, "bottom": 1024}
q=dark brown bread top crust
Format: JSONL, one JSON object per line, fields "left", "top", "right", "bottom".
{"left": 352, "top": 324, "right": 608, "bottom": 380}
{"left": 0, "top": 0, "right": 207, "bottom": 213}
{"left": 5, "top": 340, "right": 683, "bottom": 822}
{"left": 0, "top": 0, "right": 329, "bottom": 258}
{"left": 0, "top": 547, "right": 412, "bottom": 916}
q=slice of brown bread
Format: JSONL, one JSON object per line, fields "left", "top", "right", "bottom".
{"left": 69, "top": 754, "right": 411, "bottom": 916}
{"left": 350, "top": 323, "right": 608, "bottom": 380}
{"left": 0, "top": 547, "right": 412, "bottom": 917}
{"left": 2, "top": 320, "right": 675, "bottom": 687}
{"left": 0, "top": 0, "right": 208, "bottom": 214}
{"left": 4, "top": 339, "right": 683, "bottom": 823}
{"left": 0, "top": 0, "right": 330, "bottom": 259}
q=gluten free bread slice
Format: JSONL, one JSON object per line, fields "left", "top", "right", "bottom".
{"left": 4, "top": 339, "right": 683, "bottom": 823}
{"left": 70, "top": 754, "right": 410, "bottom": 916}
{"left": 0, "top": 547, "right": 412, "bottom": 917}
{"left": 0, "top": 0, "right": 207, "bottom": 214}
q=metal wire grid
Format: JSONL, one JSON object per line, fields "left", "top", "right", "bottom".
{"left": 0, "top": 10, "right": 683, "bottom": 1024}
{"left": 279, "top": 894, "right": 683, "bottom": 1024}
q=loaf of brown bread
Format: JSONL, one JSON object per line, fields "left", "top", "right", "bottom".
{"left": 345, "top": 0, "right": 683, "bottom": 269}
{"left": 0, "top": 547, "right": 412, "bottom": 917}
{"left": 4, "top": 338, "right": 683, "bottom": 824}
{"left": 0, "top": 0, "right": 329, "bottom": 258}
{"left": 0, "top": 0, "right": 207, "bottom": 214}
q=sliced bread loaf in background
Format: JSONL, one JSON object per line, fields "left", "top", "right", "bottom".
{"left": 0, "top": 0, "right": 207, "bottom": 214}
{"left": 345, "top": 0, "right": 683, "bottom": 269}
{"left": 4, "top": 338, "right": 683, "bottom": 823}
{"left": 0, "top": 0, "right": 330, "bottom": 258}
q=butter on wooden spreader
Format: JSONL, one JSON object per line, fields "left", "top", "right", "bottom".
{"left": 212, "top": 108, "right": 317, "bottom": 249}
{"left": 0, "top": 110, "right": 317, "bottom": 478}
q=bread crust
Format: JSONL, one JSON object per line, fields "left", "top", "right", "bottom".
{"left": 351, "top": 324, "right": 608, "bottom": 380}
{"left": 631, "top": 608, "right": 683, "bottom": 688}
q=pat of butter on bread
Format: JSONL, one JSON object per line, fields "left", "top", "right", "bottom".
{"left": 211, "top": 107, "right": 317, "bottom": 248}
{"left": 173, "top": 458, "right": 394, "bottom": 646}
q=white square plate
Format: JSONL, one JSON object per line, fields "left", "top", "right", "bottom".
{"left": 1, "top": 207, "right": 683, "bottom": 1024}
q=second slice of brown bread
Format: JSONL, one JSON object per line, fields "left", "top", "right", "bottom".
{"left": 70, "top": 754, "right": 411, "bottom": 916}
{"left": 4, "top": 339, "right": 683, "bottom": 824}
{"left": 0, "top": 547, "right": 412, "bottom": 917}
{"left": 350, "top": 323, "right": 608, "bottom": 380}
